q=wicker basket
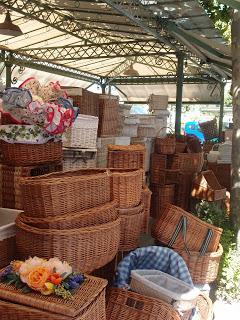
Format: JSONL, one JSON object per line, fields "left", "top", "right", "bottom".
{"left": 196, "top": 293, "right": 213, "bottom": 320}
{"left": 169, "top": 153, "right": 204, "bottom": 173}
{"left": 175, "top": 245, "right": 223, "bottom": 284}
{"left": 150, "top": 153, "right": 167, "bottom": 184}
{"left": 118, "top": 204, "right": 145, "bottom": 251}
{"left": 98, "top": 95, "right": 119, "bottom": 137}
{"left": 17, "top": 201, "right": 118, "bottom": 230}
{"left": 152, "top": 204, "right": 222, "bottom": 253}
{"left": 207, "top": 162, "right": 231, "bottom": 191}
{"left": 0, "top": 141, "right": 63, "bottom": 166}
{"left": 191, "top": 170, "right": 226, "bottom": 201}
{"left": 67, "top": 87, "right": 99, "bottom": 116}
{"left": 111, "top": 169, "right": 143, "bottom": 208}
{"left": 0, "top": 208, "right": 22, "bottom": 268}
{"left": 175, "top": 173, "right": 193, "bottom": 211}
{"left": 154, "top": 128, "right": 176, "bottom": 155}
{"left": 141, "top": 186, "right": 152, "bottom": 234}
{"left": 16, "top": 217, "right": 121, "bottom": 273}
{"left": 107, "top": 144, "right": 145, "bottom": 170}
{"left": 63, "top": 114, "right": 98, "bottom": 149}
{"left": 0, "top": 275, "right": 107, "bottom": 320}
{"left": 63, "top": 149, "right": 97, "bottom": 170}
{"left": 106, "top": 288, "right": 181, "bottom": 320}
{"left": 150, "top": 184, "right": 175, "bottom": 218}
{"left": 20, "top": 169, "right": 111, "bottom": 217}
{"left": 0, "top": 162, "right": 62, "bottom": 210}
{"left": 175, "top": 142, "right": 187, "bottom": 153}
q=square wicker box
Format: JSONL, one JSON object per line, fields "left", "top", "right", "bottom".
{"left": 0, "top": 275, "right": 107, "bottom": 320}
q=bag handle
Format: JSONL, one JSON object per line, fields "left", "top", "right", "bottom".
{"left": 168, "top": 216, "right": 213, "bottom": 256}
{"left": 156, "top": 126, "right": 174, "bottom": 137}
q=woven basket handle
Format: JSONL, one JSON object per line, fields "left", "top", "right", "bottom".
{"left": 156, "top": 127, "right": 174, "bottom": 137}
{"left": 199, "top": 229, "right": 213, "bottom": 256}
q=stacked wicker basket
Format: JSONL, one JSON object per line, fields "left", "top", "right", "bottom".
{"left": 0, "top": 140, "right": 63, "bottom": 209}
{"left": 150, "top": 133, "right": 204, "bottom": 217}
{"left": 16, "top": 169, "right": 121, "bottom": 274}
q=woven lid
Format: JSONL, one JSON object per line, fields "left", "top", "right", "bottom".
{"left": 108, "top": 144, "right": 145, "bottom": 151}
{"left": 0, "top": 275, "right": 107, "bottom": 317}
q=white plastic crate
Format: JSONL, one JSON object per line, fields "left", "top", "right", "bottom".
{"left": 63, "top": 114, "right": 99, "bottom": 149}
{"left": 130, "top": 270, "right": 199, "bottom": 313}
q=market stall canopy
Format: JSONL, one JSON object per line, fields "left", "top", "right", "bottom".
{"left": 0, "top": 0, "right": 231, "bottom": 102}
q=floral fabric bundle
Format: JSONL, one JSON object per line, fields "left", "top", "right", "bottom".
{"left": 0, "top": 257, "right": 85, "bottom": 299}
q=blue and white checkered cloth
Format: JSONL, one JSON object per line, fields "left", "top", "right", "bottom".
{"left": 114, "top": 246, "right": 193, "bottom": 288}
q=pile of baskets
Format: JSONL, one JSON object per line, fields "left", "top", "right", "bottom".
{"left": 150, "top": 130, "right": 204, "bottom": 216}
{"left": 152, "top": 204, "right": 223, "bottom": 285}
{"left": 16, "top": 169, "right": 121, "bottom": 273}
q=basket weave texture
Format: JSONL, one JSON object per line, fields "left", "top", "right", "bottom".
{"left": 111, "top": 169, "right": 143, "bottom": 208}
{"left": 107, "top": 144, "right": 145, "bottom": 170}
{"left": 199, "top": 119, "right": 218, "bottom": 141}
{"left": 0, "top": 236, "right": 16, "bottom": 269}
{"left": 152, "top": 204, "right": 222, "bottom": 253}
{"left": 196, "top": 293, "right": 213, "bottom": 320}
{"left": 169, "top": 153, "right": 204, "bottom": 173}
{"left": 63, "top": 115, "right": 98, "bottom": 149}
{"left": 154, "top": 135, "right": 176, "bottom": 155}
{"left": 175, "top": 245, "right": 223, "bottom": 284}
{"left": 98, "top": 95, "right": 119, "bottom": 137}
{"left": 0, "top": 162, "right": 62, "bottom": 210}
{"left": 118, "top": 204, "right": 144, "bottom": 251}
{"left": 63, "top": 149, "right": 97, "bottom": 171}
{"left": 106, "top": 288, "right": 181, "bottom": 320}
{"left": 16, "top": 217, "right": 121, "bottom": 273}
{"left": 20, "top": 170, "right": 111, "bottom": 217}
{"left": 141, "top": 186, "right": 152, "bottom": 233}
{"left": 0, "top": 275, "right": 107, "bottom": 319}
{"left": 18, "top": 201, "right": 118, "bottom": 230}
{"left": 150, "top": 184, "right": 175, "bottom": 218}
{"left": 69, "top": 88, "right": 99, "bottom": 116}
{"left": 191, "top": 170, "right": 226, "bottom": 201}
{"left": 0, "top": 141, "right": 63, "bottom": 166}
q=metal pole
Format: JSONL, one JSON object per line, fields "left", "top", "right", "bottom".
{"left": 175, "top": 53, "right": 184, "bottom": 135}
{"left": 219, "top": 81, "right": 225, "bottom": 141}
{"left": 5, "top": 61, "right": 12, "bottom": 88}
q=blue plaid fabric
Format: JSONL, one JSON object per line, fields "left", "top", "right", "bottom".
{"left": 114, "top": 246, "right": 193, "bottom": 288}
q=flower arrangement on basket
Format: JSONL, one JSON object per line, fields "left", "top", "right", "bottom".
{"left": 0, "top": 257, "right": 85, "bottom": 300}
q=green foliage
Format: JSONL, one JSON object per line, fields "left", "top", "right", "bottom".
{"left": 199, "top": 0, "right": 231, "bottom": 43}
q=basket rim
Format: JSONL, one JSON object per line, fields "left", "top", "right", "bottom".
{"left": 175, "top": 244, "right": 223, "bottom": 258}
{"left": 16, "top": 216, "right": 120, "bottom": 235}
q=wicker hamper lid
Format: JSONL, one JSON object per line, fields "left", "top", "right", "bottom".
{"left": 0, "top": 275, "right": 107, "bottom": 317}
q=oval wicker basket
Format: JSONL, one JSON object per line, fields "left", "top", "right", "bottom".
{"left": 107, "top": 144, "right": 145, "bottom": 170}
{"left": 111, "top": 169, "right": 143, "bottom": 208}
{"left": 152, "top": 204, "right": 222, "bottom": 253}
{"left": 118, "top": 204, "right": 144, "bottom": 251}
{"left": 20, "top": 169, "right": 111, "bottom": 217}
{"left": 175, "top": 245, "right": 223, "bottom": 284}
{"left": 17, "top": 201, "right": 118, "bottom": 229}
{"left": 0, "top": 140, "right": 63, "bottom": 166}
{"left": 16, "top": 217, "right": 121, "bottom": 273}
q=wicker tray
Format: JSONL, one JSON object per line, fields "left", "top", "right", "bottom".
{"left": 0, "top": 141, "right": 63, "bottom": 166}
{"left": 16, "top": 217, "right": 121, "bottom": 273}
{"left": 111, "top": 169, "right": 143, "bottom": 208}
{"left": 118, "top": 204, "right": 144, "bottom": 251}
{"left": 107, "top": 144, "right": 145, "bottom": 170}
{"left": 63, "top": 115, "right": 98, "bottom": 149}
{"left": 20, "top": 169, "right": 111, "bottom": 217}
{"left": 0, "top": 275, "right": 107, "bottom": 319}
{"left": 106, "top": 288, "right": 181, "bottom": 320}
{"left": 152, "top": 204, "right": 222, "bottom": 253}
{"left": 191, "top": 170, "right": 226, "bottom": 201}
{"left": 175, "top": 245, "right": 223, "bottom": 284}
{"left": 17, "top": 201, "right": 118, "bottom": 229}
{"left": 0, "top": 162, "right": 62, "bottom": 210}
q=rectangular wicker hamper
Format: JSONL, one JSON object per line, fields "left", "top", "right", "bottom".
{"left": 98, "top": 95, "right": 119, "bottom": 137}
{"left": 0, "top": 208, "right": 22, "bottom": 268}
{"left": 0, "top": 275, "right": 107, "bottom": 320}
{"left": 152, "top": 204, "right": 222, "bottom": 253}
{"left": 63, "top": 149, "right": 97, "bottom": 170}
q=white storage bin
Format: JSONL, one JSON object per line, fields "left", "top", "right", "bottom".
{"left": 130, "top": 270, "right": 199, "bottom": 312}
{"left": 0, "top": 208, "right": 22, "bottom": 268}
{"left": 124, "top": 116, "right": 140, "bottom": 125}
{"left": 63, "top": 114, "right": 99, "bottom": 149}
{"left": 115, "top": 137, "right": 131, "bottom": 145}
{"left": 63, "top": 149, "right": 97, "bottom": 170}
{"left": 138, "top": 115, "right": 156, "bottom": 126}
{"left": 122, "top": 124, "right": 138, "bottom": 137}
{"left": 149, "top": 94, "right": 168, "bottom": 110}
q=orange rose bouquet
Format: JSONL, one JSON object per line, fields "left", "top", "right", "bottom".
{"left": 0, "top": 257, "right": 85, "bottom": 299}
